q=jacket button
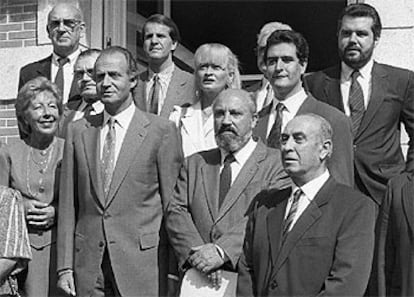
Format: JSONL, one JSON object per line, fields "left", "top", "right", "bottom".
{"left": 98, "top": 241, "right": 104, "bottom": 248}
{"left": 270, "top": 280, "right": 277, "bottom": 290}
{"left": 104, "top": 212, "right": 111, "bottom": 219}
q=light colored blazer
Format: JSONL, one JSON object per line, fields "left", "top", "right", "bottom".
{"left": 169, "top": 101, "right": 217, "bottom": 157}
{"left": 57, "top": 107, "right": 183, "bottom": 297}
{"left": 166, "top": 140, "right": 290, "bottom": 271}
{"left": 134, "top": 66, "right": 195, "bottom": 118}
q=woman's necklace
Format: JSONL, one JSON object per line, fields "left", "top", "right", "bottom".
{"left": 26, "top": 138, "right": 56, "bottom": 198}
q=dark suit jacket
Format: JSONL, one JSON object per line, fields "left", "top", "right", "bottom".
{"left": 377, "top": 173, "right": 414, "bottom": 296}
{"left": 166, "top": 140, "right": 290, "bottom": 271}
{"left": 237, "top": 177, "right": 376, "bottom": 297}
{"left": 304, "top": 63, "right": 414, "bottom": 204}
{"left": 57, "top": 107, "right": 183, "bottom": 297}
{"left": 57, "top": 95, "right": 83, "bottom": 138}
{"left": 18, "top": 55, "right": 80, "bottom": 100}
{"left": 134, "top": 65, "right": 195, "bottom": 118}
{"left": 253, "top": 95, "right": 354, "bottom": 187}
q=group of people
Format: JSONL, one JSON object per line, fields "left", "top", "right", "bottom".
{"left": 0, "top": 1, "right": 413, "bottom": 297}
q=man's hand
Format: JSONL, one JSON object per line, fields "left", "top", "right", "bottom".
{"left": 57, "top": 272, "right": 76, "bottom": 296}
{"left": 24, "top": 200, "right": 55, "bottom": 229}
{"left": 207, "top": 269, "right": 222, "bottom": 289}
{"left": 188, "top": 244, "right": 224, "bottom": 274}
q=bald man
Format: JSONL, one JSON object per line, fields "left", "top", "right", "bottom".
{"left": 19, "top": 3, "right": 86, "bottom": 105}
{"left": 166, "top": 89, "right": 289, "bottom": 288}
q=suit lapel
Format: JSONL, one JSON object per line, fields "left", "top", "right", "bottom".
{"left": 37, "top": 56, "right": 52, "bottom": 79}
{"left": 402, "top": 176, "right": 414, "bottom": 234}
{"left": 160, "top": 67, "right": 186, "bottom": 117}
{"left": 105, "top": 108, "right": 149, "bottom": 206}
{"left": 323, "top": 67, "right": 345, "bottom": 112}
{"left": 216, "top": 142, "right": 266, "bottom": 220}
{"left": 254, "top": 104, "right": 272, "bottom": 142}
{"left": 271, "top": 178, "right": 334, "bottom": 278}
{"left": 134, "top": 71, "right": 149, "bottom": 112}
{"left": 201, "top": 150, "right": 221, "bottom": 220}
{"left": 82, "top": 114, "right": 105, "bottom": 208}
{"left": 355, "top": 63, "right": 387, "bottom": 140}
{"left": 267, "top": 189, "right": 290, "bottom": 266}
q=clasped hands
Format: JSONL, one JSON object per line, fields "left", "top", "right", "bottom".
{"left": 24, "top": 199, "right": 55, "bottom": 229}
{"left": 188, "top": 243, "right": 225, "bottom": 289}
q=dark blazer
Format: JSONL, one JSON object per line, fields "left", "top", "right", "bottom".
{"left": 253, "top": 95, "right": 354, "bottom": 187}
{"left": 237, "top": 177, "right": 376, "bottom": 297}
{"left": 304, "top": 63, "right": 414, "bottom": 204}
{"left": 377, "top": 173, "right": 414, "bottom": 296}
{"left": 166, "top": 140, "right": 290, "bottom": 271}
{"left": 57, "top": 107, "right": 183, "bottom": 297}
{"left": 18, "top": 55, "right": 80, "bottom": 100}
{"left": 57, "top": 95, "right": 83, "bottom": 138}
{"left": 134, "top": 66, "right": 195, "bottom": 118}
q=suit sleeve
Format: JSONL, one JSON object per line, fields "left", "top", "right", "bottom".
{"left": 376, "top": 180, "right": 397, "bottom": 296}
{"left": 317, "top": 195, "right": 376, "bottom": 296}
{"left": 237, "top": 199, "right": 257, "bottom": 297}
{"left": 329, "top": 112, "right": 354, "bottom": 187}
{"left": 165, "top": 158, "right": 205, "bottom": 269}
{"left": 402, "top": 71, "right": 414, "bottom": 172}
{"left": 57, "top": 122, "right": 77, "bottom": 272}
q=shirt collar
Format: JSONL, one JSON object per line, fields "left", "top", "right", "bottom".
{"left": 52, "top": 48, "right": 81, "bottom": 65}
{"left": 220, "top": 137, "right": 257, "bottom": 165}
{"left": 272, "top": 87, "right": 307, "bottom": 114}
{"left": 148, "top": 63, "right": 175, "bottom": 80}
{"left": 341, "top": 58, "right": 374, "bottom": 81}
{"left": 102, "top": 101, "right": 135, "bottom": 129}
{"left": 293, "top": 170, "right": 330, "bottom": 202}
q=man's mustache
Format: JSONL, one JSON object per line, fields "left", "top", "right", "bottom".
{"left": 217, "top": 126, "right": 238, "bottom": 136}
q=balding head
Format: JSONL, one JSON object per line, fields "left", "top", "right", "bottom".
{"left": 47, "top": 3, "right": 85, "bottom": 57}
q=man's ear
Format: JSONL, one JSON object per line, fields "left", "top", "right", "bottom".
{"left": 320, "top": 139, "right": 333, "bottom": 161}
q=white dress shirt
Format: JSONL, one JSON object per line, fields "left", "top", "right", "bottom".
{"left": 219, "top": 137, "right": 257, "bottom": 184}
{"left": 72, "top": 100, "right": 104, "bottom": 122}
{"left": 51, "top": 49, "right": 81, "bottom": 104}
{"left": 340, "top": 59, "right": 374, "bottom": 116}
{"left": 266, "top": 88, "right": 308, "bottom": 137}
{"left": 145, "top": 63, "right": 175, "bottom": 115}
{"left": 284, "top": 170, "right": 330, "bottom": 232}
{"left": 99, "top": 102, "right": 135, "bottom": 165}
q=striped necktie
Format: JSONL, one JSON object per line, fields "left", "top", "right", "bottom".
{"left": 349, "top": 70, "right": 365, "bottom": 137}
{"left": 102, "top": 117, "right": 116, "bottom": 198}
{"left": 267, "top": 102, "right": 285, "bottom": 148}
{"left": 282, "top": 188, "right": 302, "bottom": 236}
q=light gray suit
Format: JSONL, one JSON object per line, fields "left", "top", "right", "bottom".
{"left": 166, "top": 140, "right": 290, "bottom": 271}
{"left": 57, "top": 107, "right": 183, "bottom": 297}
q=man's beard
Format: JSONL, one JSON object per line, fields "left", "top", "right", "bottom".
{"left": 215, "top": 127, "right": 250, "bottom": 153}
{"left": 339, "top": 43, "right": 374, "bottom": 69}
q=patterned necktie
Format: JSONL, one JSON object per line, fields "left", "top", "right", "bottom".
{"left": 102, "top": 117, "right": 116, "bottom": 198}
{"left": 282, "top": 188, "right": 302, "bottom": 236}
{"left": 219, "top": 153, "right": 236, "bottom": 208}
{"left": 149, "top": 75, "right": 161, "bottom": 114}
{"left": 55, "top": 57, "right": 69, "bottom": 96}
{"left": 267, "top": 102, "right": 285, "bottom": 148}
{"left": 349, "top": 70, "right": 365, "bottom": 137}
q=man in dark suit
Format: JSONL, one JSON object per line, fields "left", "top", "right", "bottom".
{"left": 238, "top": 114, "right": 376, "bottom": 296}
{"left": 254, "top": 29, "right": 354, "bottom": 187}
{"left": 19, "top": 3, "right": 85, "bottom": 105}
{"left": 246, "top": 21, "right": 292, "bottom": 113}
{"left": 166, "top": 89, "right": 290, "bottom": 288}
{"left": 376, "top": 172, "right": 414, "bottom": 296}
{"left": 134, "top": 14, "right": 194, "bottom": 118}
{"left": 56, "top": 46, "right": 183, "bottom": 297}
{"left": 304, "top": 3, "right": 414, "bottom": 205}
{"left": 58, "top": 48, "right": 104, "bottom": 138}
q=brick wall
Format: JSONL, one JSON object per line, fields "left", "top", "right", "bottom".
{"left": 0, "top": 0, "right": 38, "bottom": 144}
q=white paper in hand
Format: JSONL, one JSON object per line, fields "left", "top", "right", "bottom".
{"left": 179, "top": 268, "right": 237, "bottom": 297}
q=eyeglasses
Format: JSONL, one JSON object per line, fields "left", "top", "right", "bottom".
{"left": 48, "top": 19, "right": 82, "bottom": 31}
{"left": 74, "top": 68, "right": 94, "bottom": 78}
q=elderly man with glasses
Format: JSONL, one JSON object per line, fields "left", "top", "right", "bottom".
{"left": 19, "top": 3, "right": 86, "bottom": 106}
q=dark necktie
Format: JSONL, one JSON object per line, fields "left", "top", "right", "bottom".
{"left": 282, "top": 188, "right": 302, "bottom": 236}
{"left": 149, "top": 75, "right": 161, "bottom": 114}
{"left": 349, "top": 70, "right": 365, "bottom": 137}
{"left": 55, "top": 57, "right": 69, "bottom": 96}
{"left": 267, "top": 102, "right": 285, "bottom": 148}
{"left": 102, "top": 118, "right": 116, "bottom": 198}
{"left": 83, "top": 103, "right": 94, "bottom": 118}
{"left": 219, "top": 153, "right": 236, "bottom": 208}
